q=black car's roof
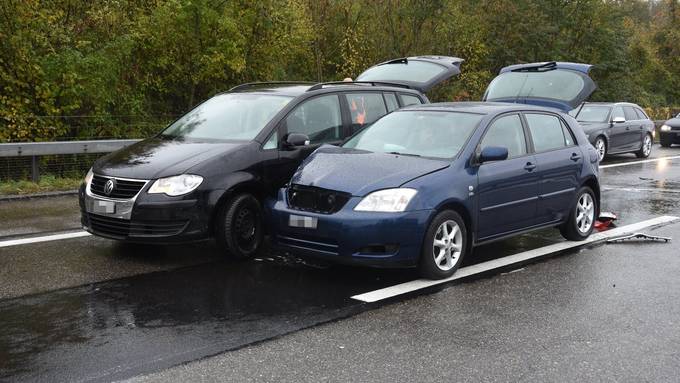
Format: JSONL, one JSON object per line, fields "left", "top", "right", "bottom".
{"left": 400, "top": 101, "right": 562, "bottom": 115}
{"left": 226, "top": 81, "right": 422, "bottom": 97}
{"left": 580, "top": 101, "right": 642, "bottom": 107}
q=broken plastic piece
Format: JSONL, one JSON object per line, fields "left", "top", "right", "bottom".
{"left": 594, "top": 211, "right": 618, "bottom": 231}
{"left": 606, "top": 232, "right": 671, "bottom": 243}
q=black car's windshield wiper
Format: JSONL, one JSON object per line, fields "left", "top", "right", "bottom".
{"left": 387, "top": 151, "right": 421, "bottom": 157}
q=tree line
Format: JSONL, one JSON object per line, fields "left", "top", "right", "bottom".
{"left": 1, "top": 0, "right": 678, "bottom": 143}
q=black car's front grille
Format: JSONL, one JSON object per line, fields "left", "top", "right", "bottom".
{"left": 90, "top": 175, "right": 146, "bottom": 199}
{"left": 287, "top": 184, "right": 350, "bottom": 214}
{"left": 671, "top": 126, "right": 680, "bottom": 131}
{"left": 83, "top": 213, "right": 187, "bottom": 238}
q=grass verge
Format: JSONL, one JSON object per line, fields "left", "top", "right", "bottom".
{"left": 0, "top": 175, "right": 81, "bottom": 196}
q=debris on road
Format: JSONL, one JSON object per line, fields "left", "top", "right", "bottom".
{"left": 595, "top": 212, "right": 618, "bottom": 231}
{"left": 606, "top": 232, "right": 671, "bottom": 243}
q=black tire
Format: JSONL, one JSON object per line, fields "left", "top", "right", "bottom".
{"left": 418, "top": 210, "right": 468, "bottom": 280}
{"left": 560, "top": 186, "right": 597, "bottom": 241}
{"left": 635, "top": 133, "right": 653, "bottom": 158}
{"left": 593, "top": 136, "right": 607, "bottom": 162}
{"left": 660, "top": 134, "right": 673, "bottom": 148}
{"left": 215, "top": 194, "right": 264, "bottom": 259}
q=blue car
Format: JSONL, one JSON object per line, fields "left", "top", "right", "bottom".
{"left": 269, "top": 62, "right": 601, "bottom": 279}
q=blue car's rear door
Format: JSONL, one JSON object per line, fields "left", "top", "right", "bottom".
{"left": 475, "top": 113, "right": 539, "bottom": 240}
{"left": 523, "top": 112, "right": 582, "bottom": 223}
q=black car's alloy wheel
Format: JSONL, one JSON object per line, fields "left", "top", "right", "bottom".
{"left": 419, "top": 210, "right": 467, "bottom": 280}
{"left": 594, "top": 136, "right": 607, "bottom": 162}
{"left": 560, "top": 186, "right": 597, "bottom": 241}
{"left": 216, "top": 193, "right": 263, "bottom": 259}
{"left": 636, "top": 133, "right": 653, "bottom": 158}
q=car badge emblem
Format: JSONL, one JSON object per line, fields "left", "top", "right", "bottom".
{"left": 104, "top": 179, "right": 116, "bottom": 196}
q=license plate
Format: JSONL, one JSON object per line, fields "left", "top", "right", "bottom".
{"left": 289, "top": 214, "right": 317, "bottom": 229}
{"left": 93, "top": 200, "right": 116, "bottom": 214}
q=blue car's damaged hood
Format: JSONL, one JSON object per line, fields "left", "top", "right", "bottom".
{"left": 290, "top": 145, "right": 450, "bottom": 196}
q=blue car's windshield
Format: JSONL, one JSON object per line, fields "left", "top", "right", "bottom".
{"left": 161, "top": 93, "right": 292, "bottom": 141}
{"left": 343, "top": 110, "right": 483, "bottom": 159}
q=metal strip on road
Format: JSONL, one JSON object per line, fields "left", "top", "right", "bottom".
{"left": 351, "top": 215, "right": 679, "bottom": 303}
{"left": 599, "top": 155, "right": 680, "bottom": 169}
{"left": 0, "top": 231, "right": 90, "bottom": 248}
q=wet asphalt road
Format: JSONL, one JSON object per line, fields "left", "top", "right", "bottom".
{"left": 1, "top": 145, "right": 680, "bottom": 382}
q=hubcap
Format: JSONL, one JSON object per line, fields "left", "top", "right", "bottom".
{"left": 575, "top": 193, "right": 595, "bottom": 234}
{"left": 643, "top": 135, "right": 652, "bottom": 156}
{"left": 432, "top": 220, "right": 463, "bottom": 271}
{"left": 595, "top": 139, "right": 606, "bottom": 162}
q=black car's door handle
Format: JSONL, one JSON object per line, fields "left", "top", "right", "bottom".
{"left": 570, "top": 153, "right": 582, "bottom": 162}
{"left": 524, "top": 162, "right": 536, "bottom": 171}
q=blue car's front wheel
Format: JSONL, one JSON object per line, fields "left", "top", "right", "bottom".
{"left": 419, "top": 210, "right": 467, "bottom": 279}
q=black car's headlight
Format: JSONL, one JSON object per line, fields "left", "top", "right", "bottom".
{"left": 148, "top": 174, "right": 203, "bottom": 196}
{"left": 84, "top": 168, "right": 94, "bottom": 185}
{"left": 354, "top": 188, "right": 417, "bottom": 212}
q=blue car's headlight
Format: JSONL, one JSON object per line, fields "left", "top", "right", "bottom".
{"left": 354, "top": 188, "right": 417, "bottom": 212}
{"left": 148, "top": 174, "right": 203, "bottom": 196}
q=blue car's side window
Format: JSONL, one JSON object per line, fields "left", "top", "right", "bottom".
{"left": 525, "top": 113, "right": 570, "bottom": 152}
{"left": 480, "top": 114, "right": 527, "bottom": 159}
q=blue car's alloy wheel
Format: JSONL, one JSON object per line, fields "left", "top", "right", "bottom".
{"left": 560, "top": 186, "right": 597, "bottom": 241}
{"left": 419, "top": 210, "right": 467, "bottom": 279}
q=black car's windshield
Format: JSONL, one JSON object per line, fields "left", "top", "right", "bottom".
{"left": 486, "top": 70, "right": 585, "bottom": 102}
{"left": 343, "top": 110, "right": 482, "bottom": 159}
{"left": 161, "top": 93, "right": 292, "bottom": 141}
{"left": 570, "top": 105, "right": 611, "bottom": 122}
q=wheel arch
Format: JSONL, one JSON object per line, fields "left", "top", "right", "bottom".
{"left": 208, "top": 173, "right": 268, "bottom": 235}
{"left": 581, "top": 176, "right": 601, "bottom": 218}
{"left": 432, "top": 200, "right": 475, "bottom": 248}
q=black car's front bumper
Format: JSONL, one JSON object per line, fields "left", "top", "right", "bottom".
{"left": 79, "top": 183, "right": 211, "bottom": 244}
{"left": 660, "top": 130, "right": 680, "bottom": 145}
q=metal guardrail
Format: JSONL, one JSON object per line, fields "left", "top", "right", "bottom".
{"left": 0, "top": 139, "right": 141, "bottom": 182}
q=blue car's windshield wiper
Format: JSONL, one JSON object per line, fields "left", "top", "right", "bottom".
{"left": 387, "top": 151, "right": 421, "bottom": 157}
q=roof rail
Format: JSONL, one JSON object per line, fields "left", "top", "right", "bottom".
{"left": 307, "top": 81, "right": 411, "bottom": 92}
{"left": 229, "top": 81, "right": 315, "bottom": 92}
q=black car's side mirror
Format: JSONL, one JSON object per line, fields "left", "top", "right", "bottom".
{"left": 284, "top": 133, "right": 310, "bottom": 149}
{"left": 611, "top": 116, "right": 626, "bottom": 124}
{"left": 478, "top": 146, "right": 509, "bottom": 163}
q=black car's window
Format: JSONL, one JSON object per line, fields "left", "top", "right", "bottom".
{"left": 570, "top": 105, "right": 610, "bottom": 122}
{"left": 480, "top": 114, "right": 527, "bottom": 158}
{"left": 286, "top": 95, "right": 342, "bottom": 144}
{"left": 400, "top": 94, "right": 422, "bottom": 106}
{"left": 624, "top": 106, "right": 639, "bottom": 121}
{"left": 384, "top": 92, "right": 399, "bottom": 112}
{"left": 263, "top": 130, "right": 277, "bottom": 150}
{"left": 634, "top": 107, "right": 648, "bottom": 120}
{"left": 161, "top": 94, "right": 292, "bottom": 141}
{"left": 611, "top": 106, "right": 625, "bottom": 121}
{"left": 525, "top": 113, "right": 570, "bottom": 152}
{"left": 345, "top": 93, "right": 388, "bottom": 134}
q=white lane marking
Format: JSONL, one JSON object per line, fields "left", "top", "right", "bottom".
{"left": 600, "top": 155, "right": 680, "bottom": 169}
{"left": 351, "top": 215, "right": 679, "bottom": 303}
{"left": 602, "top": 186, "right": 680, "bottom": 194}
{"left": 0, "top": 231, "right": 91, "bottom": 248}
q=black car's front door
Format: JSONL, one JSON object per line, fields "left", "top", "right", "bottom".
{"left": 269, "top": 94, "right": 346, "bottom": 188}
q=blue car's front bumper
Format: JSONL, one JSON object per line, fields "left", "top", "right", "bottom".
{"left": 267, "top": 192, "right": 433, "bottom": 268}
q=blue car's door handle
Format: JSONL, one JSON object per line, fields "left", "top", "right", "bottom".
{"left": 524, "top": 162, "right": 536, "bottom": 171}
{"left": 570, "top": 153, "right": 582, "bottom": 161}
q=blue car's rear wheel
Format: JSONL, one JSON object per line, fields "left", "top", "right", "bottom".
{"left": 560, "top": 186, "right": 596, "bottom": 241}
{"left": 419, "top": 210, "right": 467, "bottom": 280}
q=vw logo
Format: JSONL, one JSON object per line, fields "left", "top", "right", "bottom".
{"left": 104, "top": 179, "right": 116, "bottom": 196}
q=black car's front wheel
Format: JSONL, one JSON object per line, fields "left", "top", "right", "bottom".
{"left": 419, "top": 210, "right": 467, "bottom": 280}
{"left": 560, "top": 186, "right": 597, "bottom": 241}
{"left": 215, "top": 193, "right": 264, "bottom": 259}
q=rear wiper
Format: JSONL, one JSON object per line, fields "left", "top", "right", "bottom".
{"left": 387, "top": 151, "right": 421, "bottom": 157}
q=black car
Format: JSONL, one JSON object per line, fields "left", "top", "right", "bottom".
{"left": 570, "top": 102, "right": 655, "bottom": 162}
{"left": 660, "top": 113, "right": 680, "bottom": 147}
{"left": 79, "top": 56, "right": 463, "bottom": 257}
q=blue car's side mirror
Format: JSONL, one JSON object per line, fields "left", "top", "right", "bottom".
{"left": 478, "top": 146, "right": 509, "bottom": 163}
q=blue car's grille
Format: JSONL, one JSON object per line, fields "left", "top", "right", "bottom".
{"left": 287, "top": 184, "right": 350, "bottom": 214}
